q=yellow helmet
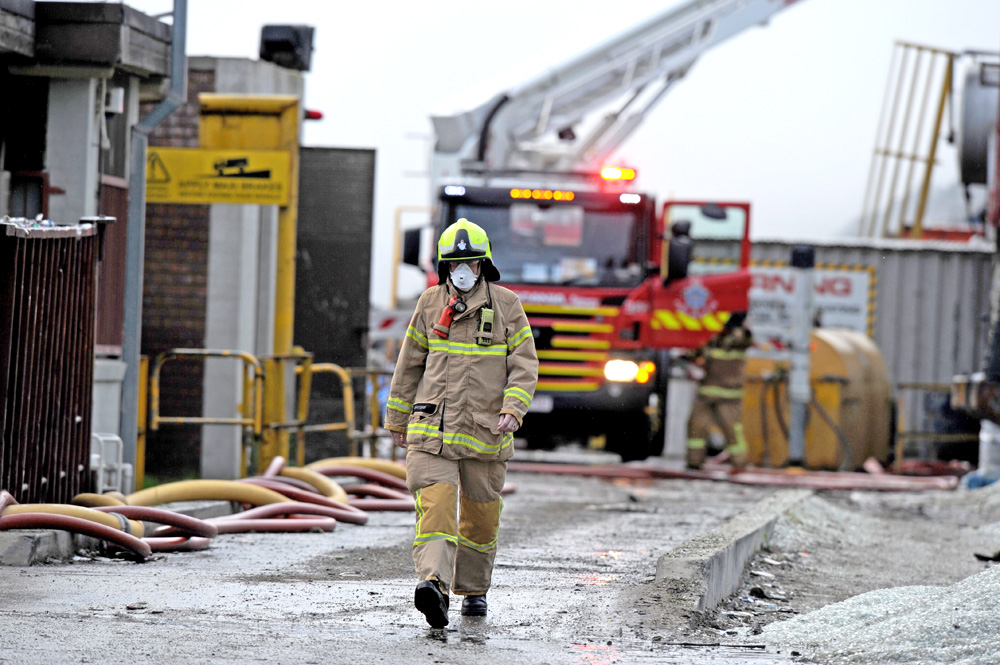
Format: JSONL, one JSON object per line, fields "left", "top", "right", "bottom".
{"left": 436, "top": 218, "right": 501, "bottom": 283}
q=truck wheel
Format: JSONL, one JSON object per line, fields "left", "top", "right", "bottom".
{"left": 606, "top": 415, "right": 663, "bottom": 462}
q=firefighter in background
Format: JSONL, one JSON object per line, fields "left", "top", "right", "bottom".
{"left": 685, "top": 312, "right": 752, "bottom": 469}
{"left": 385, "top": 219, "right": 538, "bottom": 628}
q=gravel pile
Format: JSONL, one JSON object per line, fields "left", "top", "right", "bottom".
{"left": 760, "top": 565, "right": 1000, "bottom": 664}
{"left": 754, "top": 488, "right": 1000, "bottom": 664}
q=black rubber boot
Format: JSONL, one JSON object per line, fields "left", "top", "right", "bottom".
{"left": 414, "top": 580, "right": 449, "bottom": 628}
{"left": 461, "top": 594, "right": 487, "bottom": 617}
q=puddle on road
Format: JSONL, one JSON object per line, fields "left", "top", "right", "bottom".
{"left": 568, "top": 643, "right": 619, "bottom": 665}
{"left": 350, "top": 619, "right": 800, "bottom": 664}
{"left": 576, "top": 574, "right": 619, "bottom": 586}
{"left": 590, "top": 550, "right": 624, "bottom": 561}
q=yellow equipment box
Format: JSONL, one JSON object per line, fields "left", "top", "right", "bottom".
{"left": 742, "top": 329, "right": 892, "bottom": 470}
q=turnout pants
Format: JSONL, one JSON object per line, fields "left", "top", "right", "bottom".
{"left": 686, "top": 397, "right": 748, "bottom": 468}
{"left": 405, "top": 449, "right": 506, "bottom": 596}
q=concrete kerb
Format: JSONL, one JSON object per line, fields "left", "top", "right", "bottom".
{"left": 656, "top": 488, "right": 812, "bottom": 613}
{"left": 0, "top": 500, "right": 233, "bottom": 566}
{"left": 0, "top": 529, "right": 76, "bottom": 567}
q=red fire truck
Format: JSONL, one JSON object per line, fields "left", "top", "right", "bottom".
{"left": 419, "top": 174, "right": 751, "bottom": 460}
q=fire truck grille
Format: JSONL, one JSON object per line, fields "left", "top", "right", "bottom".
{"left": 522, "top": 304, "right": 618, "bottom": 393}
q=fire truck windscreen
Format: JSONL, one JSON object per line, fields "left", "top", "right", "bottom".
{"left": 454, "top": 202, "right": 645, "bottom": 287}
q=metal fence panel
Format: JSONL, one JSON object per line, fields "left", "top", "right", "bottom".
{"left": 0, "top": 220, "right": 99, "bottom": 503}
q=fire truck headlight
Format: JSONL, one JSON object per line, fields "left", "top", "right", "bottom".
{"left": 604, "top": 359, "right": 639, "bottom": 382}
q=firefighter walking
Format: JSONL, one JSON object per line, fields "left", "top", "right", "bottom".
{"left": 385, "top": 219, "right": 538, "bottom": 628}
{"left": 685, "top": 314, "right": 752, "bottom": 469}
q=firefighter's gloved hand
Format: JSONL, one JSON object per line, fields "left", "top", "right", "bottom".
{"left": 497, "top": 413, "right": 519, "bottom": 433}
{"left": 391, "top": 430, "right": 407, "bottom": 448}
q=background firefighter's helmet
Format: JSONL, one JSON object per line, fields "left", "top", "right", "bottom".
{"left": 436, "top": 218, "right": 501, "bottom": 284}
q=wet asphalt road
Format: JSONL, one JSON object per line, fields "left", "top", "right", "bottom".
{"left": 0, "top": 471, "right": 803, "bottom": 664}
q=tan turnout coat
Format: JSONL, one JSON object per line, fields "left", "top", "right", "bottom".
{"left": 385, "top": 279, "right": 538, "bottom": 461}
{"left": 385, "top": 280, "right": 538, "bottom": 460}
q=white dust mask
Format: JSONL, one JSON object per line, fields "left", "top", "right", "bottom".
{"left": 450, "top": 263, "right": 478, "bottom": 292}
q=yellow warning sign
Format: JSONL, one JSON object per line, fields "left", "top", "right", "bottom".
{"left": 145, "top": 147, "right": 291, "bottom": 205}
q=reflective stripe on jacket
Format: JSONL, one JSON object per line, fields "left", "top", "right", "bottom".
{"left": 384, "top": 279, "right": 538, "bottom": 461}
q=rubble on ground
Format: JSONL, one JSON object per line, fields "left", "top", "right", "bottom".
{"left": 714, "top": 488, "right": 1000, "bottom": 663}
{"left": 759, "top": 565, "right": 1000, "bottom": 664}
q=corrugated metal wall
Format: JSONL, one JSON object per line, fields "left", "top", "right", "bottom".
{"left": 751, "top": 237, "right": 995, "bottom": 439}
{"left": 0, "top": 220, "right": 99, "bottom": 503}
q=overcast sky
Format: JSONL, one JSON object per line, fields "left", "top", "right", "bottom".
{"left": 125, "top": 0, "right": 999, "bottom": 307}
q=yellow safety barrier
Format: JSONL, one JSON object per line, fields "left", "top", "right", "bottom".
{"left": 291, "top": 365, "right": 397, "bottom": 463}
{"left": 137, "top": 355, "right": 148, "bottom": 489}
{"left": 148, "top": 349, "right": 403, "bottom": 478}
{"left": 349, "top": 368, "right": 396, "bottom": 461}
{"left": 149, "top": 348, "right": 264, "bottom": 476}
{"left": 260, "top": 349, "right": 318, "bottom": 470}
{"left": 292, "top": 361, "right": 356, "bottom": 465}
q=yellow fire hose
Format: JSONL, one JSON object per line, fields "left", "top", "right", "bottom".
{"left": 306, "top": 456, "right": 407, "bottom": 480}
{"left": 72, "top": 493, "right": 128, "bottom": 508}
{"left": 278, "top": 467, "right": 349, "bottom": 505}
{"left": 126, "top": 480, "right": 292, "bottom": 507}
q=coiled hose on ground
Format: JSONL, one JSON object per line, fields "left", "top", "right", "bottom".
{"left": 238, "top": 478, "right": 369, "bottom": 524}
{"left": 1, "top": 453, "right": 462, "bottom": 562}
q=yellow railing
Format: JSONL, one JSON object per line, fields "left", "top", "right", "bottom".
{"left": 352, "top": 368, "right": 397, "bottom": 461}
{"left": 293, "top": 362, "right": 355, "bottom": 465}
{"left": 294, "top": 365, "right": 397, "bottom": 461}
{"left": 148, "top": 348, "right": 400, "bottom": 474}
{"left": 149, "top": 348, "right": 265, "bottom": 475}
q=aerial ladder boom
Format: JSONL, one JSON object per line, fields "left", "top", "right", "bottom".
{"left": 431, "top": 0, "right": 805, "bottom": 186}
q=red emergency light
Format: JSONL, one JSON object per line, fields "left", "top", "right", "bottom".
{"left": 600, "top": 166, "right": 636, "bottom": 181}
{"left": 304, "top": 109, "right": 324, "bottom": 120}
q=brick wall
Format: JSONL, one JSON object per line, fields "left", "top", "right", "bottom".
{"left": 140, "top": 68, "right": 214, "bottom": 479}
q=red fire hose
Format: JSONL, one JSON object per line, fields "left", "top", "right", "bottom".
{"left": 347, "top": 498, "right": 415, "bottom": 511}
{"left": 310, "top": 465, "right": 409, "bottom": 492}
{"left": 0, "top": 513, "right": 151, "bottom": 560}
{"left": 92, "top": 505, "right": 218, "bottom": 539}
{"left": 211, "top": 502, "right": 352, "bottom": 522}
{"left": 263, "top": 456, "right": 286, "bottom": 478}
{"left": 210, "top": 517, "right": 337, "bottom": 534}
{"left": 248, "top": 475, "right": 318, "bottom": 493}
{"left": 345, "top": 483, "right": 412, "bottom": 500}
{"left": 144, "top": 536, "right": 212, "bottom": 552}
{"left": 237, "top": 478, "right": 369, "bottom": 524}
